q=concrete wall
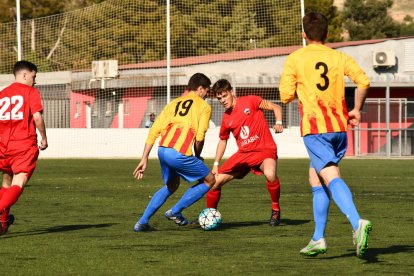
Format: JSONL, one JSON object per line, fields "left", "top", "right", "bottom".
{"left": 38, "top": 128, "right": 308, "bottom": 159}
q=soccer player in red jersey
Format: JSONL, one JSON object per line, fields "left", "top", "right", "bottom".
{"left": 0, "top": 60, "right": 48, "bottom": 234}
{"left": 279, "top": 12, "right": 372, "bottom": 257}
{"left": 206, "top": 79, "right": 283, "bottom": 226}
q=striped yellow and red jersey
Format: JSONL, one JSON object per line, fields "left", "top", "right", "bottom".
{"left": 146, "top": 91, "right": 211, "bottom": 156}
{"left": 279, "top": 44, "right": 370, "bottom": 136}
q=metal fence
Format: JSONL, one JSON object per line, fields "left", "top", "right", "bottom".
{"left": 354, "top": 99, "right": 414, "bottom": 157}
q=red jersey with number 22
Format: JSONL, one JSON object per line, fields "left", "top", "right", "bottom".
{"left": 219, "top": 95, "right": 276, "bottom": 153}
{"left": 0, "top": 82, "right": 43, "bottom": 148}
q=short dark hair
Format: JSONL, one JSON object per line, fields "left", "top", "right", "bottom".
{"left": 212, "top": 79, "right": 232, "bottom": 96}
{"left": 303, "top": 12, "right": 328, "bottom": 42}
{"left": 13, "top": 60, "right": 38, "bottom": 76}
{"left": 187, "top": 73, "right": 211, "bottom": 91}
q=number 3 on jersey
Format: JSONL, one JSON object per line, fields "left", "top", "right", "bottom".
{"left": 174, "top": 99, "right": 193, "bottom": 116}
{"left": 0, "top": 96, "right": 24, "bottom": 120}
{"left": 315, "top": 62, "right": 329, "bottom": 91}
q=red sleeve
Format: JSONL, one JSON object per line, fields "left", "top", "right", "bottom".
{"left": 30, "top": 88, "right": 43, "bottom": 114}
{"left": 247, "top": 95, "right": 262, "bottom": 110}
{"left": 219, "top": 114, "right": 230, "bottom": 140}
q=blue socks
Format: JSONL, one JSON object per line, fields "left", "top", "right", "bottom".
{"left": 328, "top": 178, "right": 360, "bottom": 230}
{"left": 172, "top": 182, "right": 210, "bottom": 214}
{"left": 139, "top": 185, "right": 172, "bottom": 224}
{"left": 312, "top": 185, "right": 330, "bottom": 241}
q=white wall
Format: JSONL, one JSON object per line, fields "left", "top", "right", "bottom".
{"left": 38, "top": 128, "right": 308, "bottom": 159}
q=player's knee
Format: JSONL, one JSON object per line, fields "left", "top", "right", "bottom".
{"left": 263, "top": 170, "right": 277, "bottom": 182}
{"left": 204, "top": 173, "right": 216, "bottom": 188}
{"left": 308, "top": 176, "right": 322, "bottom": 187}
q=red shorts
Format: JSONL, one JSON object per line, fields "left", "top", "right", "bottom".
{"left": 0, "top": 145, "right": 39, "bottom": 180}
{"left": 218, "top": 150, "right": 277, "bottom": 179}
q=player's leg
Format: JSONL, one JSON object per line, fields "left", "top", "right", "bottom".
{"left": 136, "top": 177, "right": 179, "bottom": 225}
{"left": 305, "top": 133, "right": 372, "bottom": 257}
{"left": 207, "top": 152, "right": 250, "bottom": 210}
{"left": 165, "top": 149, "right": 215, "bottom": 226}
{"left": 0, "top": 172, "right": 28, "bottom": 234}
{"left": 321, "top": 165, "right": 373, "bottom": 257}
{"left": 260, "top": 158, "right": 281, "bottom": 225}
{"left": 304, "top": 133, "right": 361, "bottom": 228}
{"left": 300, "top": 167, "right": 330, "bottom": 256}
{"left": 134, "top": 147, "right": 179, "bottom": 231}
{"left": 309, "top": 168, "right": 330, "bottom": 241}
{"left": 320, "top": 165, "right": 361, "bottom": 229}
{"left": 206, "top": 172, "right": 235, "bottom": 209}
{"left": 0, "top": 174, "right": 11, "bottom": 200}
{"left": 170, "top": 173, "right": 215, "bottom": 214}
{"left": 0, "top": 173, "right": 14, "bottom": 232}
{"left": 0, "top": 172, "right": 11, "bottom": 201}
{"left": 0, "top": 145, "right": 38, "bottom": 213}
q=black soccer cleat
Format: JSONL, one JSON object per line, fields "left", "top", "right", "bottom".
{"left": 269, "top": 209, "right": 281, "bottom": 226}
{"left": 0, "top": 214, "right": 15, "bottom": 236}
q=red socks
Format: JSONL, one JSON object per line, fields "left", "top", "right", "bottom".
{"left": 0, "top": 187, "right": 9, "bottom": 200}
{"left": 266, "top": 178, "right": 281, "bottom": 211}
{"left": 0, "top": 187, "right": 11, "bottom": 223}
{"left": 0, "top": 185, "right": 23, "bottom": 213}
{"left": 206, "top": 189, "right": 221, "bottom": 209}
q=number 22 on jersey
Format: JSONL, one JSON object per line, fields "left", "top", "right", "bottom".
{"left": 0, "top": 96, "right": 24, "bottom": 120}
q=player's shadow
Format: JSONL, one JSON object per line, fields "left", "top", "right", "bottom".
{"left": 220, "top": 219, "right": 310, "bottom": 229}
{"left": 359, "top": 245, "right": 414, "bottom": 263}
{"left": 317, "top": 245, "right": 414, "bottom": 262}
{"left": 2, "top": 223, "right": 114, "bottom": 238}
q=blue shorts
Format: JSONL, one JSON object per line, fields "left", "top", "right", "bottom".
{"left": 303, "top": 132, "right": 347, "bottom": 173}
{"left": 158, "top": 147, "right": 210, "bottom": 184}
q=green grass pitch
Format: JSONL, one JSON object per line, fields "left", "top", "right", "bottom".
{"left": 1, "top": 158, "right": 413, "bottom": 275}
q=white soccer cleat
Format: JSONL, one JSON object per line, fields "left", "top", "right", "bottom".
{"left": 353, "top": 219, "right": 373, "bottom": 258}
{"left": 300, "top": 238, "right": 327, "bottom": 256}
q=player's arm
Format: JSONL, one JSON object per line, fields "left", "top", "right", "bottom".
{"left": 279, "top": 56, "right": 297, "bottom": 104}
{"left": 194, "top": 140, "right": 204, "bottom": 160}
{"left": 259, "top": 100, "right": 283, "bottom": 133}
{"left": 134, "top": 107, "right": 169, "bottom": 180}
{"left": 33, "top": 111, "right": 48, "bottom": 150}
{"left": 212, "top": 139, "right": 227, "bottom": 174}
{"left": 348, "top": 87, "right": 369, "bottom": 126}
{"left": 344, "top": 55, "right": 370, "bottom": 126}
{"left": 146, "top": 108, "right": 169, "bottom": 144}
{"left": 194, "top": 104, "right": 212, "bottom": 160}
{"left": 133, "top": 143, "right": 154, "bottom": 180}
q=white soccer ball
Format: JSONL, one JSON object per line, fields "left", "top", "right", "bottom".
{"left": 198, "top": 208, "right": 222, "bottom": 230}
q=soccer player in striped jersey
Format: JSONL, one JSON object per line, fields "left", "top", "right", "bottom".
{"left": 206, "top": 79, "right": 283, "bottom": 226}
{"left": 279, "top": 12, "right": 372, "bottom": 258}
{"left": 133, "top": 73, "right": 216, "bottom": 232}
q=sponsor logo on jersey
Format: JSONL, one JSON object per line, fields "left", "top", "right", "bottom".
{"left": 240, "top": 126, "right": 250, "bottom": 139}
{"left": 239, "top": 125, "right": 259, "bottom": 147}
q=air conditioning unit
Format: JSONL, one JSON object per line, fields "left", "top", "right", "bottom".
{"left": 372, "top": 51, "right": 396, "bottom": 68}
{"left": 91, "top": 60, "right": 119, "bottom": 78}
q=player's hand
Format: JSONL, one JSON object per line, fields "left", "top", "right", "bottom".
{"left": 133, "top": 160, "right": 147, "bottom": 180}
{"left": 211, "top": 165, "right": 219, "bottom": 175}
{"left": 273, "top": 124, "right": 283, "bottom": 133}
{"left": 348, "top": 109, "right": 361, "bottom": 126}
{"left": 39, "top": 139, "right": 48, "bottom": 150}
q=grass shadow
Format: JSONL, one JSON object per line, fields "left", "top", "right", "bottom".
{"left": 3, "top": 223, "right": 115, "bottom": 238}
{"left": 361, "top": 245, "right": 414, "bottom": 263}
{"left": 218, "top": 218, "right": 310, "bottom": 229}
{"left": 315, "top": 245, "right": 414, "bottom": 262}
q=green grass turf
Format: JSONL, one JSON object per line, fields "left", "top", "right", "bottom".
{"left": 1, "top": 158, "right": 413, "bottom": 275}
